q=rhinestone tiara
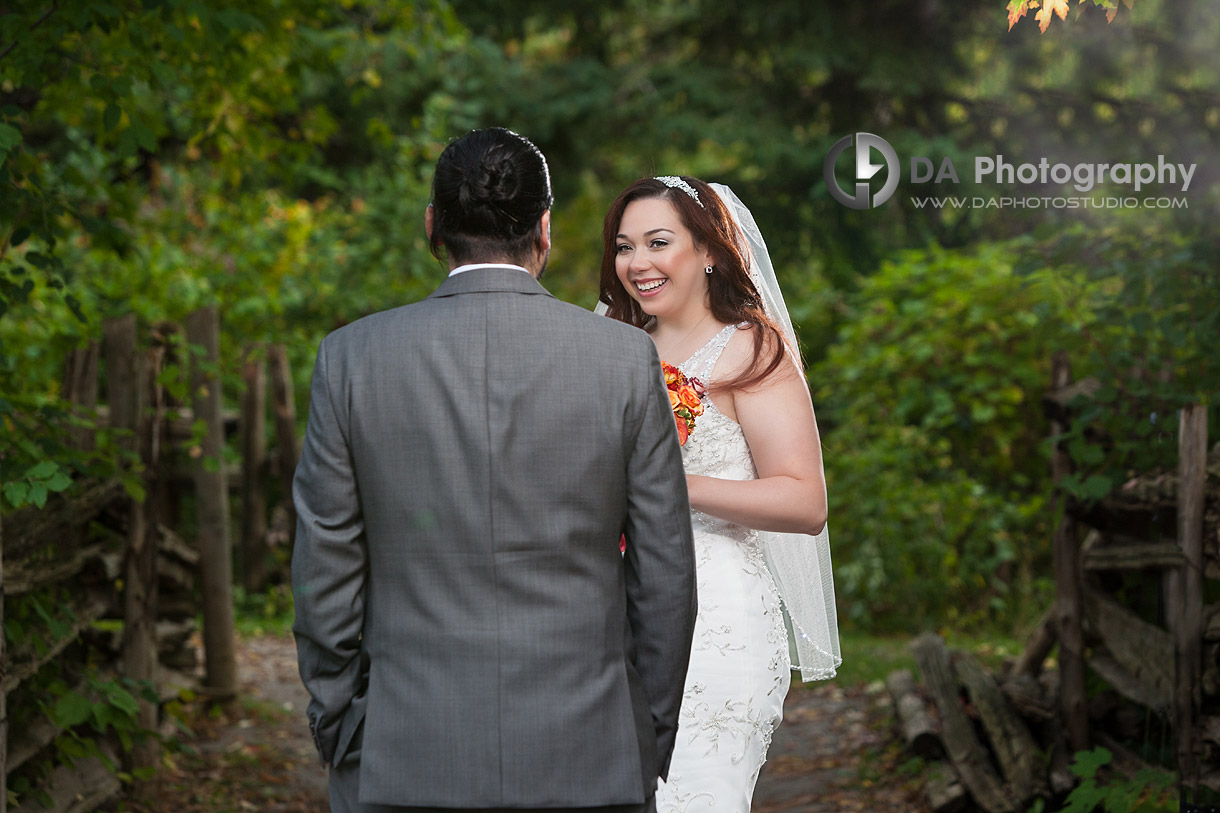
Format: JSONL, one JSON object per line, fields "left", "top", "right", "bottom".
{"left": 654, "top": 175, "right": 703, "bottom": 207}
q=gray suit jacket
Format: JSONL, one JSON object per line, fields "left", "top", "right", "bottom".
{"left": 292, "top": 267, "right": 697, "bottom": 808}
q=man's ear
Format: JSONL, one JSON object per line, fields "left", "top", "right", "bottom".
{"left": 537, "top": 209, "right": 552, "bottom": 255}
{"left": 424, "top": 204, "right": 435, "bottom": 241}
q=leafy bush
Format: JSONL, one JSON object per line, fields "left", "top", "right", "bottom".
{"left": 1026, "top": 747, "right": 1178, "bottom": 813}
{"left": 812, "top": 241, "right": 1088, "bottom": 631}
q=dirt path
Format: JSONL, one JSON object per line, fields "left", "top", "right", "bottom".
{"left": 755, "top": 682, "right": 928, "bottom": 812}
{"left": 118, "top": 634, "right": 924, "bottom": 812}
{"left": 115, "top": 633, "right": 329, "bottom": 812}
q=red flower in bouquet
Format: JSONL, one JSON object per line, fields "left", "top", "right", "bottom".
{"left": 661, "top": 362, "right": 705, "bottom": 446}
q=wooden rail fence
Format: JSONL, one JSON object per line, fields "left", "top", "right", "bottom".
{"left": 0, "top": 308, "right": 299, "bottom": 812}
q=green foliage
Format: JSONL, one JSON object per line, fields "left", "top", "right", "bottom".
{"left": 813, "top": 241, "right": 1086, "bottom": 630}
{"left": 1014, "top": 226, "right": 1219, "bottom": 506}
{"left": 1, "top": 459, "right": 72, "bottom": 509}
{"left": 4, "top": 587, "right": 80, "bottom": 657}
{"left": 3, "top": 645, "right": 161, "bottom": 809}
{"left": 1026, "top": 747, "right": 1178, "bottom": 812}
{"left": 44, "top": 671, "right": 158, "bottom": 757}
{"left": 1, "top": 0, "right": 470, "bottom": 501}
{"left": 233, "top": 583, "right": 295, "bottom": 637}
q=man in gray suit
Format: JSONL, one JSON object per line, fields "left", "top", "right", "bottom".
{"left": 292, "top": 127, "right": 697, "bottom": 813}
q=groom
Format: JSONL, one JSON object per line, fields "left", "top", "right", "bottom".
{"left": 292, "top": 127, "right": 697, "bottom": 813}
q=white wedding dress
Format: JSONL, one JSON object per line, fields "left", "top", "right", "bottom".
{"left": 655, "top": 323, "right": 791, "bottom": 813}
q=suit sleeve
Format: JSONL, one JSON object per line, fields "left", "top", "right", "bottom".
{"left": 622, "top": 342, "right": 698, "bottom": 781}
{"left": 291, "top": 337, "right": 367, "bottom": 766}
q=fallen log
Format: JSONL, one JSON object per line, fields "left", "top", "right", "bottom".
{"left": 924, "top": 763, "right": 968, "bottom": 813}
{"left": 955, "top": 652, "right": 1047, "bottom": 803}
{"left": 912, "top": 633, "right": 1017, "bottom": 813}
{"left": 886, "top": 668, "right": 943, "bottom": 760}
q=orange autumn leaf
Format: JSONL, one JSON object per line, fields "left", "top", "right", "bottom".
{"left": 1007, "top": 0, "right": 1031, "bottom": 30}
{"left": 1009, "top": 0, "right": 1131, "bottom": 32}
{"left": 1035, "top": 0, "right": 1069, "bottom": 31}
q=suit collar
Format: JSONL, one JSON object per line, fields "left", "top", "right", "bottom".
{"left": 429, "top": 266, "right": 555, "bottom": 299}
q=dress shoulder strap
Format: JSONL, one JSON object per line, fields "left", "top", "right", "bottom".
{"left": 681, "top": 323, "right": 743, "bottom": 383}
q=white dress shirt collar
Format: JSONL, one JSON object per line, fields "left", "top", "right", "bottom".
{"left": 448, "top": 263, "right": 534, "bottom": 278}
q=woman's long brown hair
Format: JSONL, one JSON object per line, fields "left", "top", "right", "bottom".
{"left": 599, "top": 176, "right": 794, "bottom": 393}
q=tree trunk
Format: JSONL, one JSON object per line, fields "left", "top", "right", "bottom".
{"left": 186, "top": 306, "right": 237, "bottom": 698}
{"left": 240, "top": 347, "right": 268, "bottom": 592}
{"left": 268, "top": 344, "right": 298, "bottom": 549}
{"left": 1050, "top": 351, "right": 1087, "bottom": 752}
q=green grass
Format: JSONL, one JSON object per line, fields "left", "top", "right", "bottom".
{"left": 232, "top": 584, "right": 295, "bottom": 638}
{"left": 828, "top": 628, "right": 1025, "bottom": 687}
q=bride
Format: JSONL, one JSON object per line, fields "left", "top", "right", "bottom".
{"left": 597, "top": 176, "right": 840, "bottom": 812}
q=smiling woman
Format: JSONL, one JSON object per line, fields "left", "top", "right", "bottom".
{"left": 613, "top": 196, "right": 715, "bottom": 351}
{"left": 596, "top": 176, "right": 840, "bottom": 813}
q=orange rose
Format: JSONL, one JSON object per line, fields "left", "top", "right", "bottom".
{"left": 668, "top": 390, "right": 680, "bottom": 409}
{"left": 679, "top": 386, "right": 703, "bottom": 413}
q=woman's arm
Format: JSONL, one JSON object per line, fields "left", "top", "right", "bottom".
{"left": 686, "top": 333, "right": 827, "bottom": 536}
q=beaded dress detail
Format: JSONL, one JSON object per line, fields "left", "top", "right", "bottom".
{"left": 655, "top": 324, "right": 789, "bottom": 813}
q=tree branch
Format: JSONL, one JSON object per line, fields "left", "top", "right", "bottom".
{"left": 0, "top": 2, "right": 61, "bottom": 62}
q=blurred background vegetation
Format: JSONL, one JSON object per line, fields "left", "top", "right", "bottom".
{"left": 2, "top": 0, "right": 1217, "bottom": 635}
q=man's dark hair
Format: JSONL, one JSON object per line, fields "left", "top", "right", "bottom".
{"left": 429, "top": 128, "right": 553, "bottom": 266}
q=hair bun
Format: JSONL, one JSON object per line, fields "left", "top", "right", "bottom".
{"left": 459, "top": 151, "right": 520, "bottom": 208}
{"left": 428, "top": 128, "right": 552, "bottom": 259}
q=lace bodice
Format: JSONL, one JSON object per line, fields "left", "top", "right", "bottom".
{"left": 673, "top": 324, "right": 758, "bottom": 533}
{"left": 657, "top": 322, "right": 790, "bottom": 813}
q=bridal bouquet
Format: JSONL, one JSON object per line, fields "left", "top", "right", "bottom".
{"left": 662, "top": 362, "right": 706, "bottom": 446}
{"left": 622, "top": 364, "right": 705, "bottom": 555}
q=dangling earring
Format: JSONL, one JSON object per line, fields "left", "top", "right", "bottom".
{"left": 704, "top": 265, "right": 714, "bottom": 275}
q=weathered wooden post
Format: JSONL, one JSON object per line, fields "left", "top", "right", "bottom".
{"left": 1050, "top": 351, "right": 1088, "bottom": 752}
{"left": 1, "top": 458, "right": 7, "bottom": 813}
{"left": 240, "top": 346, "right": 268, "bottom": 592}
{"left": 1170, "top": 404, "right": 1207, "bottom": 795}
{"left": 105, "top": 315, "right": 161, "bottom": 767}
{"left": 268, "top": 344, "right": 298, "bottom": 547}
{"left": 62, "top": 342, "right": 99, "bottom": 451}
{"left": 185, "top": 306, "right": 237, "bottom": 699}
